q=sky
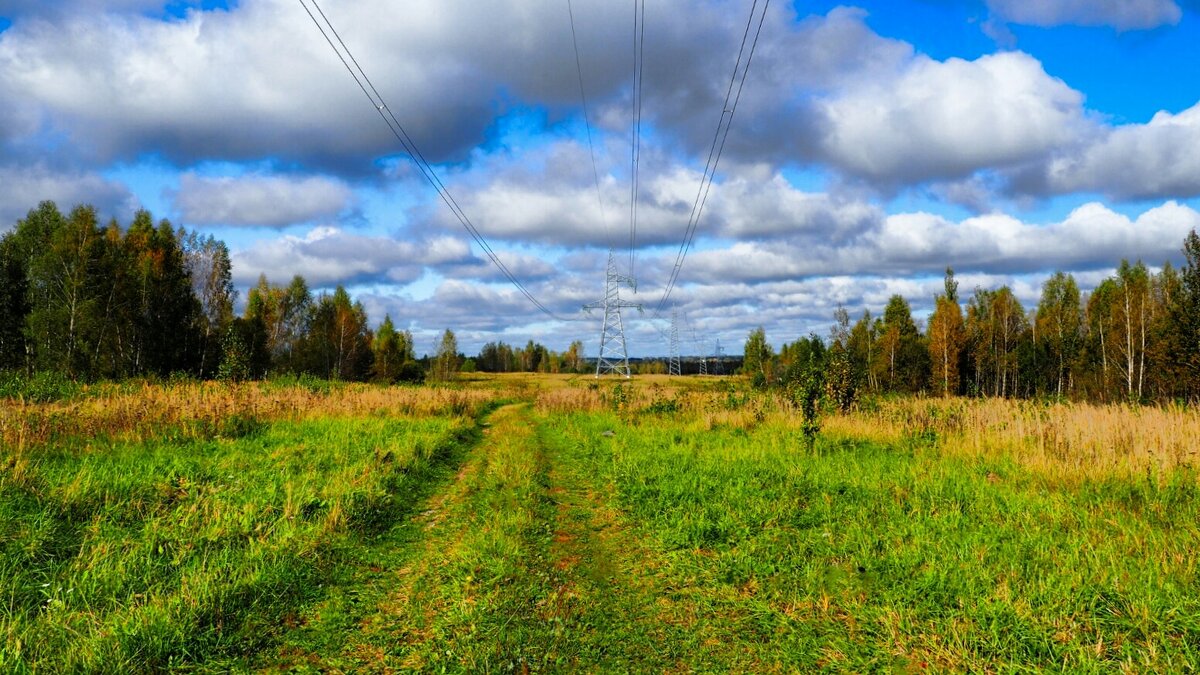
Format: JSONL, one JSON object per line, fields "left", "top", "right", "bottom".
{"left": 2, "top": 0, "right": 1200, "bottom": 357}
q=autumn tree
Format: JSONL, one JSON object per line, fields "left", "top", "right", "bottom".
{"left": 825, "top": 306, "right": 858, "bottom": 410}
{"left": 927, "top": 268, "right": 965, "bottom": 396}
{"left": 122, "top": 212, "right": 201, "bottom": 376}
{"left": 1086, "top": 261, "right": 1151, "bottom": 400}
{"left": 564, "top": 340, "right": 585, "bottom": 373}
{"left": 876, "top": 295, "right": 928, "bottom": 393}
{"left": 371, "top": 314, "right": 404, "bottom": 383}
{"left": 1034, "top": 271, "right": 1082, "bottom": 397}
{"left": 430, "top": 329, "right": 461, "bottom": 382}
{"left": 1144, "top": 262, "right": 1181, "bottom": 400}
{"left": 183, "top": 230, "right": 235, "bottom": 378}
{"left": 964, "top": 286, "right": 1028, "bottom": 397}
{"left": 25, "top": 205, "right": 108, "bottom": 377}
{"left": 245, "top": 274, "right": 312, "bottom": 372}
{"left": 743, "top": 326, "right": 775, "bottom": 389}
{"left": 303, "top": 286, "right": 373, "bottom": 381}
{"left": 848, "top": 310, "right": 878, "bottom": 393}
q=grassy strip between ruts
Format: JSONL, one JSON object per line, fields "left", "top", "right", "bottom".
{"left": 259, "top": 402, "right": 822, "bottom": 672}
{"left": 0, "top": 401, "right": 492, "bottom": 673}
{"left": 258, "top": 403, "right": 698, "bottom": 672}
{"left": 258, "top": 403, "right": 561, "bottom": 672}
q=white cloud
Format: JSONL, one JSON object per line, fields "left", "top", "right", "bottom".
{"left": 230, "top": 226, "right": 471, "bottom": 286}
{"left": 1035, "top": 102, "right": 1200, "bottom": 200}
{"left": 0, "top": 0, "right": 694, "bottom": 169}
{"left": 172, "top": 172, "right": 354, "bottom": 227}
{"left": 986, "top": 0, "right": 1182, "bottom": 30}
{"left": 0, "top": 164, "right": 136, "bottom": 228}
{"left": 679, "top": 201, "right": 1200, "bottom": 282}
{"left": 818, "top": 52, "right": 1088, "bottom": 185}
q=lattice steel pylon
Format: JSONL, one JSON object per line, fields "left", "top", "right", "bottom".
{"left": 668, "top": 308, "right": 682, "bottom": 376}
{"left": 712, "top": 338, "right": 725, "bottom": 375}
{"left": 584, "top": 250, "right": 642, "bottom": 378}
{"left": 682, "top": 311, "right": 706, "bottom": 376}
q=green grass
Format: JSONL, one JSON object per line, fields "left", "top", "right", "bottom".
{"left": 5, "top": 381, "right": 1200, "bottom": 671}
{"left": 541, "top": 410, "right": 1200, "bottom": 671}
{"left": 0, "top": 409, "right": 483, "bottom": 672}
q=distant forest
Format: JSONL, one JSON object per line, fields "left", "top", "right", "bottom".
{"left": 3, "top": 200, "right": 1200, "bottom": 403}
{"left": 746, "top": 229, "right": 1200, "bottom": 404}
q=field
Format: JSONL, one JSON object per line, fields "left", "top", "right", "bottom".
{"left": 3, "top": 375, "right": 1200, "bottom": 672}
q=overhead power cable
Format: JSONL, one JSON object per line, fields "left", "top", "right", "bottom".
{"left": 567, "top": 0, "right": 615, "bottom": 251}
{"left": 652, "top": 0, "right": 770, "bottom": 317}
{"left": 298, "top": 0, "right": 574, "bottom": 322}
{"left": 629, "top": 0, "right": 646, "bottom": 281}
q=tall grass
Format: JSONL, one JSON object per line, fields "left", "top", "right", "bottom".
{"left": 0, "top": 384, "right": 491, "bottom": 672}
{"left": 536, "top": 380, "right": 1200, "bottom": 479}
{"left": 1, "top": 380, "right": 496, "bottom": 451}
{"left": 540, "top": 408, "right": 1200, "bottom": 671}
{"left": 825, "top": 396, "right": 1200, "bottom": 480}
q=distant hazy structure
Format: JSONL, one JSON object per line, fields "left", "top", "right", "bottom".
{"left": 668, "top": 308, "right": 682, "bottom": 376}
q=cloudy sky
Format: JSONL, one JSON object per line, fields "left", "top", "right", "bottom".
{"left": 2, "top": 0, "right": 1200, "bottom": 357}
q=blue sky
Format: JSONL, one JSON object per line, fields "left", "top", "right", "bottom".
{"left": 2, "top": 0, "right": 1200, "bottom": 357}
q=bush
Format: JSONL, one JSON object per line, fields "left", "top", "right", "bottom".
{"left": 0, "top": 370, "right": 82, "bottom": 403}
{"left": 266, "top": 373, "right": 334, "bottom": 394}
{"left": 396, "top": 362, "right": 426, "bottom": 384}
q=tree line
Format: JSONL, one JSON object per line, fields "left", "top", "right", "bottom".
{"left": 0, "top": 201, "right": 456, "bottom": 384}
{"left": 744, "top": 230, "right": 1200, "bottom": 404}
{"left": 8, "top": 199, "right": 1199, "bottom": 400}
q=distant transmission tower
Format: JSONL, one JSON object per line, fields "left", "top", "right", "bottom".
{"left": 584, "top": 250, "right": 642, "bottom": 378}
{"left": 712, "top": 338, "right": 725, "bottom": 375}
{"left": 682, "top": 312, "right": 707, "bottom": 376}
{"left": 668, "top": 308, "right": 682, "bottom": 376}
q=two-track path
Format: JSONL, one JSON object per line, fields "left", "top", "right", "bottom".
{"left": 256, "top": 402, "right": 749, "bottom": 673}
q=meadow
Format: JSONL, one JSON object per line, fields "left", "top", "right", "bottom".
{"left": 3, "top": 375, "right": 1199, "bottom": 671}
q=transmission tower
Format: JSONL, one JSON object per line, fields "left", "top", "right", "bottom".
{"left": 683, "top": 312, "right": 707, "bottom": 376}
{"left": 668, "top": 308, "right": 682, "bottom": 376}
{"left": 712, "top": 338, "right": 725, "bottom": 375}
{"left": 583, "top": 250, "right": 642, "bottom": 378}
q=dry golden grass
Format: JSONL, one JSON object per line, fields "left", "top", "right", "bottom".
{"left": 0, "top": 381, "right": 500, "bottom": 450}
{"left": 533, "top": 376, "right": 1200, "bottom": 479}
{"left": 825, "top": 397, "right": 1200, "bottom": 479}
{"left": 6, "top": 373, "right": 1198, "bottom": 480}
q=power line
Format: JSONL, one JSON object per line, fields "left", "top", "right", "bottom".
{"left": 629, "top": 0, "right": 646, "bottom": 281}
{"left": 298, "top": 0, "right": 573, "bottom": 322}
{"left": 653, "top": 0, "right": 770, "bottom": 318}
{"left": 567, "top": 0, "right": 614, "bottom": 251}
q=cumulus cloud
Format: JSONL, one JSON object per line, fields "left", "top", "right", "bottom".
{"left": 0, "top": 164, "right": 136, "bottom": 228}
{"left": 986, "top": 0, "right": 1182, "bottom": 30}
{"left": 230, "top": 226, "right": 472, "bottom": 286}
{"left": 420, "top": 135, "right": 883, "bottom": 249}
{"left": 439, "top": 251, "right": 558, "bottom": 285}
{"left": 817, "top": 52, "right": 1088, "bottom": 185}
{"left": 0, "top": 0, "right": 677, "bottom": 170}
{"left": 172, "top": 172, "right": 354, "bottom": 227}
{"left": 1023, "top": 102, "right": 1200, "bottom": 200}
{"left": 0, "top": 1, "right": 1090, "bottom": 193}
{"left": 680, "top": 201, "right": 1200, "bottom": 282}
